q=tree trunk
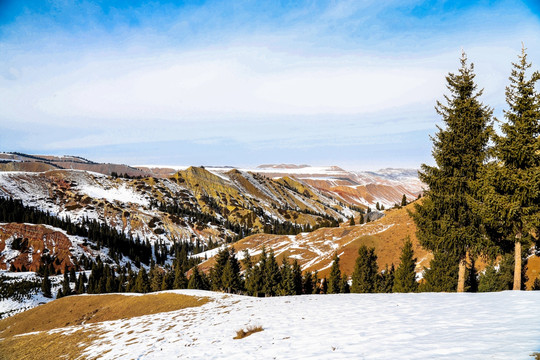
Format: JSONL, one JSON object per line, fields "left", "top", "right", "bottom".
{"left": 513, "top": 240, "right": 522, "bottom": 291}
{"left": 457, "top": 257, "right": 467, "bottom": 293}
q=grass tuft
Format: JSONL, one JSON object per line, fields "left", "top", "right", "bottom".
{"left": 234, "top": 324, "right": 263, "bottom": 339}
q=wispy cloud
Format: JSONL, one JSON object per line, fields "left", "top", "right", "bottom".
{"left": 1, "top": 0, "right": 539, "bottom": 169}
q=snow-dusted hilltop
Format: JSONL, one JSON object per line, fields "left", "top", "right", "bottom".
{"left": 2, "top": 289, "right": 539, "bottom": 359}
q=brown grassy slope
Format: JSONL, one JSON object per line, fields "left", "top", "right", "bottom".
{"left": 0, "top": 293, "right": 209, "bottom": 338}
{"left": 0, "top": 293, "right": 209, "bottom": 360}
{"left": 0, "top": 161, "right": 57, "bottom": 172}
{"left": 199, "top": 202, "right": 540, "bottom": 287}
{"left": 199, "top": 202, "right": 432, "bottom": 278}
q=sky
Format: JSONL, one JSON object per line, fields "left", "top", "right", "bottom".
{"left": 1, "top": 0, "right": 539, "bottom": 170}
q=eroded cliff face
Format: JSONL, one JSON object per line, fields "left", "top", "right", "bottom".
{"left": 0, "top": 223, "right": 79, "bottom": 272}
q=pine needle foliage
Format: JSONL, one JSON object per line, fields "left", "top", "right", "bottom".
{"left": 351, "top": 245, "right": 378, "bottom": 293}
{"left": 411, "top": 52, "right": 493, "bottom": 290}
{"left": 393, "top": 238, "right": 418, "bottom": 293}
{"left": 473, "top": 46, "right": 540, "bottom": 290}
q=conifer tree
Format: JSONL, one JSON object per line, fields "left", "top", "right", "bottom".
{"left": 349, "top": 217, "right": 355, "bottom": 226}
{"left": 41, "top": 267, "right": 52, "bottom": 298}
{"left": 221, "top": 249, "right": 241, "bottom": 293}
{"left": 76, "top": 273, "right": 86, "bottom": 294}
{"left": 351, "top": 245, "right": 378, "bottom": 293}
{"left": 242, "top": 250, "right": 257, "bottom": 296}
{"left": 302, "top": 271, "right": 314, "bottom": 295}
{"left": 173, "top": 266, "right": 187, "bottom": 289}
{"left": 263, "top": 250, "right": 281, "bottom": 296}
{"left": 341, "top": 273, "right": 350, "bottom": 293}
{"left": 278, "top": 257, "right": 295, "bottom": 295}
{"left": 328, "top": 253, "right": 342, "bottom": 294}
{"left": 393, "top": 238, "right": 418, "bottom": 293}
{"left": 291, "top": 259, "right": 303, "bottom": 295}
{"left": 412, "top": 52, "right": 493, "bottom": 292}
{"left": 401, "top": 194, "right": 407, "bottom": 207}
{"left": 376, "top": 264, "right": 395, "bottom": 293}
{"left": 188, "top": 266, "right": 207, "bottom": 290}
{"left": 420, "top": 251, "right": 459, "bottom": 292}
{"left": 465, "top": 259, "right": 479, "bottom": 293}
{"left": 474, "top": 46, "right": 540, "bottom": 290}
{"left": 62, "top": 270, "right": 71, "bottom": 297}
{"left": 210, "top": 247, "right": 229, "bottom": 291}
{"left": 134, "top": 267, "right": 150, "bottom": 293}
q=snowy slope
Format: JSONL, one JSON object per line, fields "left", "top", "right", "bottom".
{"left": 65, "top": 290, "right": 540, "bottom": 359}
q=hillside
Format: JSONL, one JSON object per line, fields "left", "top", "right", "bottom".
{"left": 140, "top": 164, "right": 425, "bottom": 210}
{"left": 198, "top": 202, "right": 540, "bottom": 289}
{"left": 198, "top": 202, "right": 432, "bottom": 277}
{"left": 0, "top": 290, "right": 539, "bottom": 359}
{"left": 0, "top": 167, "right": 351, "bottom": 249}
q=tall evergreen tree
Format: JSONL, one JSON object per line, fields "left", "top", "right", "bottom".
{"left": 134, "top": 267, "right": 150, "bottom": 293}
{"left": 401, "top": 194, "right": 408, "bottom": 207}
{"left": 351, "top": 245, "right": 378, "bottom": 293}
{"left": 411, "top": 52, "right": 493, "bottom": 292}
{"left": 474, "top": 46, "right": 540, "bottom": 290}
{"left": 41, "top": 267, "right": 52, "bottom": 298}
{"left": 210, "top": 247, "right": 229, "bottom": 291}
{"left": 291, "top": 259, "right": 303, "bottom": 295}
{"left": 278, "top": 257, "right": 295, "bottom": 296}
{"left": 263, "top": 250, "right": 281, "bottom": 296}
{"left": 221, "top": 248, "right": 242, "bottom": 293}
{"left": 327, "top": 253, "right": 342, "bottom": 294}
{"left": 393, "top": 238, "right": 418, "bottom": 293}
{"left": 62, "top": 269, "right": 72, "bottom": 297}
{"left": 188, "top": 266, "right": 208, "bottom": 290}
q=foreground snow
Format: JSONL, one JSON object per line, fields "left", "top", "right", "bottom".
{"left": 74, "top": 290, "right": 540, "bottom": 359}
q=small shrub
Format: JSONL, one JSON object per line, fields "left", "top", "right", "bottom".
{"left": 234, "top": 325, "right": 263, "bottom": 339}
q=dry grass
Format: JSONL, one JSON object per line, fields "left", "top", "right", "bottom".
{"left": 0, "top": 293, "right": 209, "bottom": 338}
{"left": 0, "top": 327, "right": 104, "bottom": 360}
{"left": 0, "top": 293, "right": 210, "bottom": 360}
{"left": 233, "top": 325, "right": 264, "bottom": 339}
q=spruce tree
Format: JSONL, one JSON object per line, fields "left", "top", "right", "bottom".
{"left": 291, "top": 259, "right": 303, "bottom": 295}
{"left": 351, "top": 245, "right": 378, "bottom": 293}
{"left": 376, "top": 264, "right": 395, "bottom": 293}
{"left": 41, "top": 267, "right": 52, "bottom": 298}
{"left": 188, "top": 266, "right": 206, "bottom": 290}
{"left": 327, "top": 253, "right": 342, "bottom": 294}
{"left": 210, "top": 247, "right": 229, "bottom": 291}
{"left": 263, "top": 250, "right": 281, "bottom": 296}
{"left": 341, "top": 273, "right": 350, "bottom": 293}
{"left": 173, "top": 267, "right": 187, "bottom": 289}
{"left": 393, "top": 238, "right": 418, "bottom": 293}
{"left": 474, "top": 46, "right": 540, "bottom": 290}
{"left": 349, "top": 217, "right": 355, "bottom": 226}
{"left": 302, "top": 271, "right": 314, "bottom": 295}
{"left": 278, "top": 257, "right": 295, "bottom": 296}
{"left": 62, "top": 270, "right": 72, "bottom": 297}
{"left": 420, "top": 251, "right": 459, "bottom": 292}
{"left": 401, "top": 194, "right": 407, "bottom": 207}
{"left": 242, "top": 250, "right": 258, "bottom": 296}
{"left": 134, "top": 267, "right": 150, "bottom": 293}
{"left": 411, "top": 52, "right": 493, "bottom": 292}
{"left": 221, "top": 249, "right": 241, "bottom": 293}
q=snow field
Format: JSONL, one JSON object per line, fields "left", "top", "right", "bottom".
{"left": 77, "top": 290, "right": 540, "bottom": 359}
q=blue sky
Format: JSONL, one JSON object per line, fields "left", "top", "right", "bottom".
{"left": 1, "top": 0, "right": 539, "bottom": 170}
